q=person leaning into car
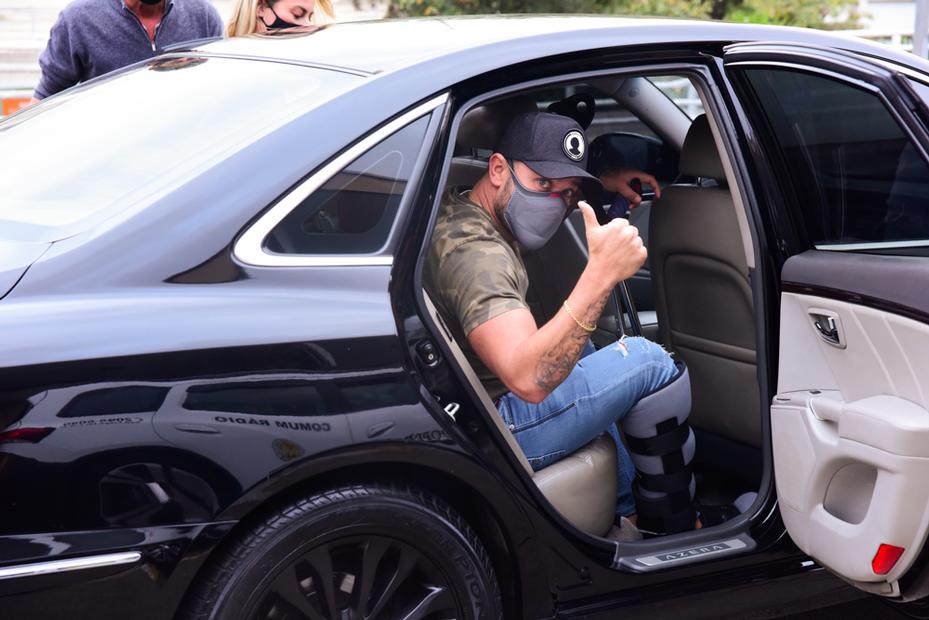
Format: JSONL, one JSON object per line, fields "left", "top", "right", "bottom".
{"left": 30, "top": 0, "right": 223, "bottom": 104}
{"left": 225, "top": 0, "right": 335, "bottom": 37}
{"left": 424, "top": 110, "right": 674, "bottom": 530}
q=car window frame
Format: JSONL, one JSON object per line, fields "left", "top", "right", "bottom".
{"left": 723, "top": 45, "right": 929, "bottom": 255}
{"left": 409, "top": 58, "right": 773, "bottom": 566}
{"left": 234, "top": 93, "right": 448, "bottom": 267}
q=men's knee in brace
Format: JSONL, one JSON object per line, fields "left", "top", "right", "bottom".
{"left": 620, "top": 362, "right": 695, "bottom": 534}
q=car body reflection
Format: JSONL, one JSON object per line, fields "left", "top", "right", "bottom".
{"left": 0, "top": 369, "right": 442, "bottom": 533}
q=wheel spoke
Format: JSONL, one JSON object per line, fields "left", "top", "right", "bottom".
{"left": 364, "top": 545, "right": 418, "bottom": 619}
{"left": 398, "top": 585, "right": 454, "bottom": 620}
{"left": 304, "top": 547, "right": 340, "bottom": 619}
{"left": 247, "top": 531, "right": 467, "bottom": 620}
{"left": 260, "top": 563, "right": 323, "bottom": 620}
{"left": 350, "top": 539, "right": 390, "bottom": 616}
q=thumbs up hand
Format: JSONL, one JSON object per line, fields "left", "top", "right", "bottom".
{"left": 578, "top": 200, "right": 647, "bottom": 287}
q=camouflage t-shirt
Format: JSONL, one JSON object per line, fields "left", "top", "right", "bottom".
{"left": 424, "top": 187, "right": 529, "bottom": 400}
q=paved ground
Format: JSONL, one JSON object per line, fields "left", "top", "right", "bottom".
{"left": 778, "top": 597, "right": 912, "bottom": 619}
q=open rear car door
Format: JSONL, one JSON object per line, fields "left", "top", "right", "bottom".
{"left": 724, "top": 42, "right": 929, "bottom": 599}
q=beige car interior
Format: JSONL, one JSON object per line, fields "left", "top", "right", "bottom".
{"left": 648, "top": 114, "right": 761, "bottom": 448}
{"left": 773, "top": 291, "right": 929, "bottom": 595}
{"left": 430, "top": 76, "right": 762, "bottom": 539}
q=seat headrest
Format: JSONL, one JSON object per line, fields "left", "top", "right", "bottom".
{"left": 546, "top": 93, "right": 596, "bottom": 130}
{"left": 457, "top": 96, "right": 537, "bottom": 151}
{"left": 679, "top": 114, "right": 725, "bottom": 181}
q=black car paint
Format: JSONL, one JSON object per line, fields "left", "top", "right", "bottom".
{"left": 2, "top": 17, "right": 926, "bottom": 619}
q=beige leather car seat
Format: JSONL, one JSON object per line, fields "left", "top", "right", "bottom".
{"left": 648, "top": 115, "right": 760, "bottom": 447}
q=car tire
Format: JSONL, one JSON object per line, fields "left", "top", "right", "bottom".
{"left": 181, "top": 482, "right": 503, "bottom": 620}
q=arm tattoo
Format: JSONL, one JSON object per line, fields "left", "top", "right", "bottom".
{"left": 534, "top": 293, "right": 610, "bottom": 394}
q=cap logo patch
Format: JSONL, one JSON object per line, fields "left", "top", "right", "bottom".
{"left": 563, "top": 130, "right": 585, "bottom": 161}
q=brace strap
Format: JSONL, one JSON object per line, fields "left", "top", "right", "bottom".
{"left": 637, "top": 467, "right": 694, "bottom": 494}
{"left": 632, "top": 479, "right": 692, "bottom": 514}
{"left": 632, "top": 480, "right": 696, "bottom": 534}
{"left": 637, "top": 507, "right": 697, "bottom": 535}
{"left": 625, "top": 420, "right": 690, "bottom": 457}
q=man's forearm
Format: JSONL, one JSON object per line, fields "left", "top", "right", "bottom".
{"left": 471, "top": 203, "right": 643, "bottom": 404}
{"left": 534, "top": 288, "right": 610, "bottom": 393}
{"left": 508, "top": 267, "right": 612, "bottom": 402}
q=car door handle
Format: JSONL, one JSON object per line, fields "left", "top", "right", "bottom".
{"left": 809, "top": 310, "right": 845, "bottom": 348}
{"left": 814, "top": 315, "right": 839, "bottom": 342}
{"left": 174, "top": 423, "right": 221, "bottom": 434}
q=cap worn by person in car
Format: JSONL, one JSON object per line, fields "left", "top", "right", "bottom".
{"left": 496, "top": 111, "right": 603, "bottom": 201}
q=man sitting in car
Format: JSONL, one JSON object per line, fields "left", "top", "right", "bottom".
{"left": 425, "top": 110, "right": 700, "bottom": 536}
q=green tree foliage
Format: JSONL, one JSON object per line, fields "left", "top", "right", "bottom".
{"left": 725, "top": 0, "right": 860, "bottom": 28}
{"left": 385, "top": 0, "right": 860, "bottom": 29}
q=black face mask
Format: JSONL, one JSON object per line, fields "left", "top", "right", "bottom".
{"left": 261, "top": 4, "right": 299, "bottom": 29}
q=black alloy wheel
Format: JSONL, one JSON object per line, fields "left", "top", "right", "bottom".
{"left": 252, "top": 535, "right": 457, "bottom": 619}
{"left": 182, "top": 483, "right": 502, "bottom": 620}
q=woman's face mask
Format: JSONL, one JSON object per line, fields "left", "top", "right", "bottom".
{"left": 502, "top": 161, "right": 571, "bottom": 252}
{"left": 261, "top": 2, "right": 310, "bottom": 29}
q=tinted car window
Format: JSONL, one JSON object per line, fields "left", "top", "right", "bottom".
{"left": 265, "top": 116, "right": 430, "bottom": 255}
{"left": 743, "top": 68, "right": 929, "bottom": 250}
{"left": 0, "top": 56, "right": 360, "bottom": 243}
{"left": 182, "top": 377, "right": 416, "bottom": 415}
{"left": 59, "top": 386, "right": 169, "bottom": 418}
{"left": 183, "top": 381, "right": 329, "bottom": 416}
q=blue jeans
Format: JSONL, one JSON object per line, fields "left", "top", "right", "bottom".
{"left": 497, "top": 337, "right": 677, "bottom": 517}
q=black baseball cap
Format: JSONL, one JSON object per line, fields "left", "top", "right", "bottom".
{"left": 496, "top": 111, "right": 603, "bottom": 199}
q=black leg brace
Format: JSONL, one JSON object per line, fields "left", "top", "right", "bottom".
{"left": 619, "top": 362, "right": 696, "bottom": 534}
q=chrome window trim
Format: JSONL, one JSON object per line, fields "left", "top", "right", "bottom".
{"left": 868, "top": 57, "right": 929, "bottom": 87}
{"left": 0, "top": 551, "right": 141, "bottom": 581}
{"left": 234, "top": 93, "right": 448, "bottom": 268}
{"left": 817, "top": 239, "right": 929, "bottom": 251}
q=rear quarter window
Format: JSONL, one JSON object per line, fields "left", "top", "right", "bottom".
{"left": 264, "top": 115, "right": 430, "bottom": 255}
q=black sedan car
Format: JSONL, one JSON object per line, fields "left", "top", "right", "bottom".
{"left": 2, "top": 15, "right": 929, "bottom": 620}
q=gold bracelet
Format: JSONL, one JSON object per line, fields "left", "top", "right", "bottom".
{"left": 563, "top": 300, "right": 596, "bottom": 333}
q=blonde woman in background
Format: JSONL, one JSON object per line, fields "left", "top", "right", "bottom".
{"left": 226, "top": 0, "right": 334, "bottom": 37}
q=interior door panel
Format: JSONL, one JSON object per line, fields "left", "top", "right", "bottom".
{"left": 723, "top": 39, "right": 929, "bottom": 596}
{"left": 774, "top": 250, "right": 929, "bottom": 595}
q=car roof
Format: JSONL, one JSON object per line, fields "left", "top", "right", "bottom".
{"left": 191, "top": 15, "right": 929, "bottom": 77}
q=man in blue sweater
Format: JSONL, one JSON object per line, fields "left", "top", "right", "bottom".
{"left": 32, "top": 0, "right": 223, "bottom": 102}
